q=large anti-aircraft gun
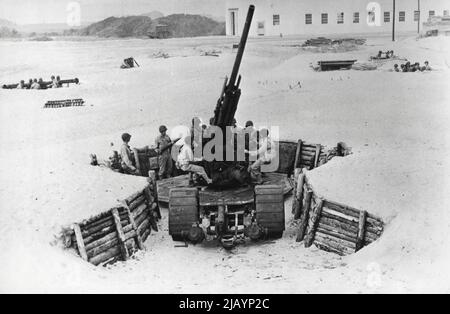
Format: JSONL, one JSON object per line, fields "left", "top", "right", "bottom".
{"left": 197, "top": 5, "right": 255, "bottom": 188}
{"left": 167, "top": 5, "right": 287, "bottom": 249}
{"left": 212, "top": 6, "right": 254, "bottom": 132}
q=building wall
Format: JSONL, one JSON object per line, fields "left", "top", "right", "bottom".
{"left": 225, "top": 0, "right": 450, "bottom": 36}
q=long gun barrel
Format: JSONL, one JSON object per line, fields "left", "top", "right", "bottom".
{"left": 229, "top": 5, "right": 255, "bottom": 87}
{"left": 213, "top": 5, "right": 255, "bottom": 129}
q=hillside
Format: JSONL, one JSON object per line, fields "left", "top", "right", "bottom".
{"left": 79, "top": 14, "right": 225, "bottom": 38}
{"left": 155, "top": 14, "right": 225, "bottom": 37}
{"left": 79, "top": 16, "right": 153, "bottom": 38}
{"left": 0, "top": 26, "right": 20, "bottom": 38}
{"left": 0, "top": 18, "right": 16, "bottom": 28}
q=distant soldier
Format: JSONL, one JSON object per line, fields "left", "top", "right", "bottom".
{"left": 31, "top": 79, "right": 40, "bottom": 89}
{"left": 393, "top": 64, "right": 400, "bottom": 72}
{"left": 27, "top": 79, "right": 33, "bottom": 89}
{"left": 38, "top": 78, "right": 47, "bottom": 89}
{"left": 424, "top": 61, "right": 432, "bottom": 71}
{"left": 121, "top": 57, "right": 138, "bottom": 69}
{"left": 56, "top": 76, "right": 62, "bottom": 87}
{"left": 16, "top": 80, "right": 25, "bottom": 89}
{"left": 155, "top": 125, "right": 173, "bottom": 179}
{"left": 405, "top": 62, "right": 411, "bottom": 72}
{"left": 318, "top": 142, "right": 351, "bottom": 166}
{"left": 415, "top": 62, "right": 421, "bottom": 72}
{"left": 50, "top": 75, "right": 58, "bottom": 88}
{"left": 120, "top": 133, "right": 140, "bottom": 175}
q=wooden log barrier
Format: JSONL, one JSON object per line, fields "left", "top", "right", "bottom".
{"left": 111, "top": 208, "right": 129, "bottom": 261}
{"left": 89, "top": 246, "right": 122, "bottom": 266}
{"left": 292, "top": 169, "right": 303, "bottom": 216}
{"left": 295, "top": 174, "right": 384, "bottom": 255}
{"left": 356, "top": 210, "right": 367, "bottom": 252}
{"left": 293, "top": 140, "right": 303, "bottom": 170}
{"left": 129, "top": 194, "right": 147, "bottom": 211}
{"left": 304, "top": 198, "right": 324, "bottom": 247}
{"left": 64, "top": 182, "right": 160, "bottom": 266}
{"left": 86, "top": 228, "right": 136, "bottom": 259}
{"left": 313, "top": 144, "right": 321, "bottom": 169}
{"left": 292, "top": 168, "right": 301, "bottom": 214}
{"left": 148, "top": 170, "right": 161, "bottom": 219}
{"left": 296, "top": 190, "right": 313, "bottom": 242}
{"left": 73, "top": 224, "right": 88, "bottom": 261}
{"left": 314, "top": 233, "right": 355, "bottom": 256}
{"left": 293, "top": 172, "right": 305, "bottom": 220}
{"left": 123, "top": 201, "right": 144, "bottom": 251}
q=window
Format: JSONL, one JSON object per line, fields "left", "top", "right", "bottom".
{"left": 429, "top": 10, "right": 435, "bottom": 18}
{"left": 321, "top": 13, "right": 328, "bottom": 24}
{"left": 354, "top": 12, "right": 360, "bottom": 23}
{"left": 399, "top": 11, "right": 405, "bottom": 22}
{"left": 337, "top": 12, "right": 344, "bottom": 24}
{"left": 273, "top": 14, "right": 280, "bottom": 25}
{"left": 305, "top": 14, "right": 312, "bottom": 25}
{"left": 384, "top": 11, "right": 390, "bottom": 23}
{"left": 444, "top": 10, "right": 449, "bottom": 16}
{"left": 414, "top": 10, "right": 420, "bottom": 21}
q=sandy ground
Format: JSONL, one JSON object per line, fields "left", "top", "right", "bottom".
{"left": 0, "top": 33, "right": 449, "bottom": 293}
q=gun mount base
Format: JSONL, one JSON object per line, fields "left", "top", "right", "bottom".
{"left": 165, "top": 174, "right": 292, "bottom": 249}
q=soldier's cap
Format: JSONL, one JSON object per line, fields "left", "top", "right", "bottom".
{"left": 159, "top": 125, "right": 167, "bottom": 133}
{"left": 122, "top": 133, "right": 132, "bottom": 142}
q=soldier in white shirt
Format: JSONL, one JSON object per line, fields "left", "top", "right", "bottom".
{"left": 177, "top": 136, "right": 212, "bottom": 185}
{"left": 245, "top": 128, "right": 276, "bottom": 184}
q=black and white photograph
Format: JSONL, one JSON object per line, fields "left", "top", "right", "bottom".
{"left": 0, "top": 0, "right": 449, "bottom": 296}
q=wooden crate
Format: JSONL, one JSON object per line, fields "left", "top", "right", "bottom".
{"left": 275, "top": 139, "right": 325, "bottom": 176}
{"left": 44, "top": 99, "right": 85, "bottom": 108}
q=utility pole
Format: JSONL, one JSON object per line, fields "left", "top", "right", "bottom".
{"left": 392, "top": 0, "right": 396, "bottom": 41}
{"left": 418, "top": 0, "right": 421, "bottom": 34}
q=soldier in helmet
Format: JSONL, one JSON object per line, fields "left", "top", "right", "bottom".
{"left": 155, "top": 125, "right": 173, "bottom": 179}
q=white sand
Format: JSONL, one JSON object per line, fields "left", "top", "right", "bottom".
{"left": 0, "top": 34, "right": 449, "bottom": 293}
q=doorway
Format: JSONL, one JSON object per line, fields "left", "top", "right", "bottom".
{"left": 257, "top": 21, "right": 265, "bottom": 36}
{"left": 229, "top": 9, "right": 238, "bottom": 35}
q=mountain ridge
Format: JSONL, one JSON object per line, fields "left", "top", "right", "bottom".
{"left": 78, "top": 14, "right": 225, "bottom": 38}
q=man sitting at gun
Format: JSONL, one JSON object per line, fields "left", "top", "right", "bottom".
{"left": 245, "top": 128, "right": 276, "bottom": 184}
{"left": 176, "top": 136, "right": 212, "bottom": 185}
